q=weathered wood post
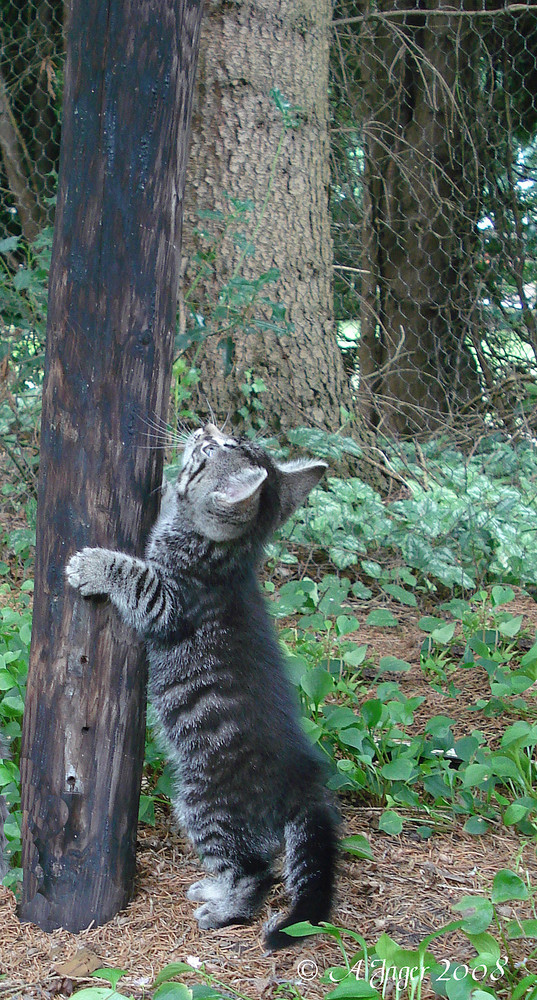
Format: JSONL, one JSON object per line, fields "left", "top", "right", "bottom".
{"left": 19, "top": 0, "right": 204, "bottom": 931}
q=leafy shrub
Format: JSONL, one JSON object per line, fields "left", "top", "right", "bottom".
{"left": 272, "top": 429, "right": 537, "bottom": 590}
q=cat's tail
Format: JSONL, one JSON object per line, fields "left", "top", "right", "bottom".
{"left": 263, "top": 801, "right": 338, "bottom": 951}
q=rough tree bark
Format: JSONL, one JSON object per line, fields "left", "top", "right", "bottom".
{"left": 181, "top": 0, "right": 352, "bottom": 433}
{"left": 0, "top": 66, "right": 44, "bottom": 242}
{"left": 19, "top": 0, "right": 203, "bottom": 932}
{"left": 357, "top": 0, "right": 483, "bottom": 435}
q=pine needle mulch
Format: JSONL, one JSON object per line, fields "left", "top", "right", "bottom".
{"left": 1, "top": 589, "right": 536, "bottom": 999}
{"left": 2, "top": 811, "right": 536, "bottom": 999}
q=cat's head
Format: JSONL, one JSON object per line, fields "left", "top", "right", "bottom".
{"left": 167, "top": 423, "right": 327, "bottom": 543}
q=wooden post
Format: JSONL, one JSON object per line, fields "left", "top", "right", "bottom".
{"left": 19, "top": 0, "right": 204, "bottom": 931}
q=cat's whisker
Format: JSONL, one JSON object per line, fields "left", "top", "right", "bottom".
{"left": 221, "top": 406, "right": 232, "bottom": 433}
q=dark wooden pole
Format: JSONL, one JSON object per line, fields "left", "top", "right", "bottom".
{"left": 19, "top": 0, "right": 204, "bottom": 931}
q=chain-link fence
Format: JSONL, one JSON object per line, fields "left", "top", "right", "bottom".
{"left": 1, "top": 1, "right": 537, "bottom": 447}
{"left": 332, "top": 1, "right": 537, "bottom": 445}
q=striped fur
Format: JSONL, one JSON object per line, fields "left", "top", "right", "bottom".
{"left": 66, "top": 424, "right": 337, "bottom": 949}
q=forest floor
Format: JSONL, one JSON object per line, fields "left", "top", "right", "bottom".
{"left": 2, "top": 588, "right": 537, "bottom": 1000}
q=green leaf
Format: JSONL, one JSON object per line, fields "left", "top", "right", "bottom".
{"left": 453, "top": 736, "right": 480, "bottom": 762}
{"left": 465, "top": 931, "right": 500, "bottom": 964}
{"left": 138, "top": 795, "right": 155, "bottom": 826}
{"left": 1, "top": 695, "right": 24, "bottom": 716}
{"left": 510, "top": 975, "right": 537, "bottom": 1000}
{"left": 361, "top": 560, "right": 383, "bottom": 579}
{"left": 300, "top": 667, "right": 335, "bottom": 707}
{"left": 463, "top": 817, "right": 490, "bottom": 835}
{"left": 491, "top": 585, "right": 515, "bottom": 606}
{"left": 378, "top": 810, "right": 403, "bottom": 835}
{"left": 67, "top": 991, "right": 120, "bottom": 1000}
{"left": 280, "top": 920, "right": 327, "bottom": 937}
{"left": 380, "top": 759, "right": 414, "bottom": 782}
{"left": 343, "top": 645, "right": 368, "bottom": 668}
{"left": 93, "top": 971, "right": 127, "bottom": 990}
{"left": 154, "top": 964, "right": 203, "bottom": 987}
{"left": 336, "top": 615, "right": 360, "bottom": 636}
{"left": 325, "top": 977, "right": 379, "bottom": 998}
{"left": 520, "top": 642, "right": 537, "bottom": 669}
{"left": 506, "top": 918, "right": 537, "bottom": 939}
{"left": 452, "top": 897, "right": 493, "bottom": 934}
{"left": 503, "top": 801, "right": 530, "bottom": 826}
{"left": 0, "top": 670, "right": 15, "bottom": 691}
{"left": 500, "top": 721, "right": 537, "bottom": 749}
{"left": 418, "top": 616, "right": 445, "bottom": 633}
{"left": 340, "top": 835, "right": 374, "bottom": 860}
{"left": 366, "top": 610, "right": 398, "bottom": 627}
{"left": 491, "top": 869, "right": 529, "bottom": 903}
{"left": 497, "top": 615, "right": 523, "bottom": 638}
{"left": 488, "top": 754, "right": 524, "bottom": 780}
{"left": 431, "top": 622, "right": 456, "bottom": 644}
{"left": 461, "top": 764, "right": 491, "bottom": 787}
{"left": 361, "top": 699, "right": 382, "bottom": 729}
{"left": 0, "top": 236, "right": 19, "bottom": 252}
{"left": 378, "top": 655, "right": 411, "bottom": 672}
{"left": 430, "top": 962, "right": 474, "bottom": 1000}
{"left": 381, "top": 584, "right": 417, "bottom": 607}
{"left": 154, "top": 985, "right": 193, "bottom": 1000}
{"left": 338, "top": 727, "right": 365, "bottom": 751}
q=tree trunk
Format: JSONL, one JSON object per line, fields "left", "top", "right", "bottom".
{"left": 357, "top": 0, "right": 483, "bottom": 435}
{"left": 0, "top": 66, "right": 44, "bottom": 242}
{"left": 19, "top": 0, "right": 203, "bottom": 933}
{"left": 182, "top": 0, "right": 351, "bottom": 434}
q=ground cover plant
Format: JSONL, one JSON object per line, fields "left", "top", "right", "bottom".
{"left": 1, "top": 421, "right": 537, "bottom": 999}
{"left": 2, "top": 431, "right": 536, "bottom": 999}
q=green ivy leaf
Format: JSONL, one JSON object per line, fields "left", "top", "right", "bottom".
{"left": 452, "top": 896, "right": 493, "bottom": 934}
{"left": 491, "top": 869, "right": 529, "bottom": 903}
{"left": 340, "top": 834, "right": 374, "bottom": 860}
{"left": 463, "top": 816, "right": 490, "bottom": 835}
{"left": 300, "top": 667, "right": 335, "bottom": 707}
{"left": 381, "top": 584, "right": 417, "bottom": 607}
{"left": 380, "top": 759, "right": 414, "bottom": 781}
{"left": 153, "top": 984, "right": 193, "bottom": 1000}
{"left": 378, "top": 810, "right": 403, "bottom": 835}
{"left": 378, "top": 655, "right": 410, "bottom": 672}
{"left": 366, "top": 611, "right": 399, "bottom": 628}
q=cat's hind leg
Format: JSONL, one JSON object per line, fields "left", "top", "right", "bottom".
{"left": 190, "top": 862, "right": 273, "bottom": 930}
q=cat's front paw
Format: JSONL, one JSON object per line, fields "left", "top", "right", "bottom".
{"left": 65, "top": 547, "right": 113, "bottom": 598}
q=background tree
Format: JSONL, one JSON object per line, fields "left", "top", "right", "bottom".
{"left": 180, "top": 0, "right": 352, "bottom": 434}
{"left": 332, "top": 0, "right": 537, "bottom": 439}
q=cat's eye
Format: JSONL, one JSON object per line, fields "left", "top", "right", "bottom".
{"left": 202, "top": 443, "right": 216, "bottom": 456}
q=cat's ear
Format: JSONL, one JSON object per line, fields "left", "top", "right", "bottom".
{"left": 213, "top": 467, "right": 268, "bottom": 511}
{"left": 276, "top": 459, "right": 328, "bottom": 522}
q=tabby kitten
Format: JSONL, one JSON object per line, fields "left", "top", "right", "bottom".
{"left": 66, "top": 423, "right": 337, "bottom": 950}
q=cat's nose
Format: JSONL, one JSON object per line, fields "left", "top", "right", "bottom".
{"left": 205, "top": 423, "right": 218, "bottom": 434}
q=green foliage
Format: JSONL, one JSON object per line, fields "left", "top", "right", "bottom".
{"left": 0, "top": 230, "right": 49, "bottom": 515}
{"left": 282, "top": 878, "right": 537, "bottom": 1000}
{"left": 0, "top": 588, "right": 32, "bottom": 885}
{"left": 273, "top": 579, "right": 537, "bottom": 839}
{"left": 270, "top": 429, "right": 537, "bottom": 591}
{"left": 64, "top": 878, "right": 537, "bottom": 1000}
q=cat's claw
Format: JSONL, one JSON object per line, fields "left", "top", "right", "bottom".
{"left": 186, "top": 878, "right": 220, "bottom": 902}
{"left": 193, "top": 901, "right": 248, "bottom": 930}
{"left": 193, "top": 902, "right": 223, "bottom": 929}
{"left": 65, "top": 547, "right": 111, "bottom": 597}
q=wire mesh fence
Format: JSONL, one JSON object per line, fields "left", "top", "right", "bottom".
{"left": 332, "top": 0, "right": 537, "bottom": 445}
{"left": 1, "top": 1, "right": 536, "bottom": 461}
